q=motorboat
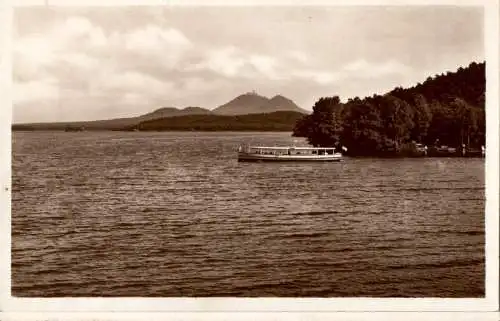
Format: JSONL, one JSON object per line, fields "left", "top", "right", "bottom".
{"left": 237, "top": 145, "right": 344, "bottom": 162}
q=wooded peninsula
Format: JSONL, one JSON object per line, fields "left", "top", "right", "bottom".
{"left": 292, "top": 62, "right": 485, "bottom": 157}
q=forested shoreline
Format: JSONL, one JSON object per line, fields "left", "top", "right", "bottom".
{"left": 293, "top": 62, "right": 485, "bottom": 157}
{"left": 128, "top": 111, "right": 305, "bottom": 131}
{"left": 12, "top": 111, "right": 305, "bottom": 132}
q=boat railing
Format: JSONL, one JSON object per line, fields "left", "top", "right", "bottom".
{"left": 238, "top": 146, "right": 347, "bottom": 156}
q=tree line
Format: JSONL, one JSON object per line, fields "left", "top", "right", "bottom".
{"left": 131, "top": 110, "right": 305, "bottom": 131}
{"left": 293, "top": 62, "right": 485, "bottom": 156}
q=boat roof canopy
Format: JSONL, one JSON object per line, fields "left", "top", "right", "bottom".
{"left": 246, "top": 146, "right": 336, "bottom": 150}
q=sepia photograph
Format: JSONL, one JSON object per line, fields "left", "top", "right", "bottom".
{"left": 3, "top": 0, "right": 499, "bottom": 314}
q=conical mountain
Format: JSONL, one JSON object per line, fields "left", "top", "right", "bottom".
{"left": 213, "top": 92, "right": 308, "bottom": 115}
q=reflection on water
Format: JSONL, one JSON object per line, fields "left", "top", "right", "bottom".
{"left": 12, "top": 131, "right": 485, "bottom": 297}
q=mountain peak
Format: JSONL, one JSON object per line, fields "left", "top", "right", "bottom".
{"left": 151, "top": 107, "right": 178, "bottom": 114}
{"left": 233, "top": 92, "right": 269, "bottom": 101}
{"left": 243, "top": 90, "right": 264, "bottom": 96}
{"left": 270, "top": 94, "right": 293, "bottom": 103}
{"left": 182, "top": 106, "right": 209, "bottom": 112}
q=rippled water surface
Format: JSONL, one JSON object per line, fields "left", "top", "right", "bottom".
{"left": 12, "top": 131, "right": 485, "bottom": 297}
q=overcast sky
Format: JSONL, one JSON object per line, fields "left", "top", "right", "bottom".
{"left": 13, "top": 5, "right": 484, "bottom": 123}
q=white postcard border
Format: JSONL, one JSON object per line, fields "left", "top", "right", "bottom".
{"left": 1, "top": 0, "right": 498, "bottom": 316}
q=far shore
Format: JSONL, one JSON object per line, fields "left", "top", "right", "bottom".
{"left": 12, "top": 130, "right": 485, "bottom": 158}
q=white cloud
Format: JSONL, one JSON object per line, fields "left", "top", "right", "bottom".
{"left": 122, "top": 25, "right": 193, "bottom": 69}
{"left": 286, "top": 50, "right": 309, "bottom": 64}
{"left": 292, "top": 70, "right": 340, "bottom": 85}
{"left": 248, "top": 54, "right": 279, "bottom": 79}
{"left": 189, "top": 45, "right": 346, "bottom": 85}
{"left": 14, "top": 35, "right": 55, "bottom": 67}
{"left": 13, "top": 15, "right": 107, "bottom": 81}
{"left": 193, "top": 46, "right": 245, "bottom": 78}
{"left": 122, "top": 92, "right": 146, "bottom": 105}
{"left": 342, "top": 59, "right": 411, "bottom": 78}
{"left": 60, "top": 52, "right": 98, "bottom": 69}
{"left": 190, "top": 46, "right": 287, "bottom": 80}
{"left": 62, "top": 16, "right": 94, "bottom": 38}
{"left": 13, "top": 15, "right": 190, "bottom": 108}
{"left": 14, "top": 77, "right": 59, "bottom": 104}
{"left": 124, "top": 25, "right": 191, "bottom": 52}
{"left": 53, "top": 16, "right": 107, "bottom": 48}
{"left": 181, "top": 77, "right": 222, "bottom": 93}
{"left": 101, "top": 71, "right": 173, "bottom": 95}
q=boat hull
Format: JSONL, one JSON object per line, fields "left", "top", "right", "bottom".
{"left": 238, "top": 152, "right": 342, "bottom": 162}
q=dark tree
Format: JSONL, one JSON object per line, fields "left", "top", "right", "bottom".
{"left": 409, "top": 93, "right": 432, "bottom": 143}
{"left": 341, "top": 99, "right": 384, "bottom": 155}
{"left": 376, "top": 95, "right": 414, "bottom": 152}
{"left": 299, "top": 96, "right": 343, "bottom": 147}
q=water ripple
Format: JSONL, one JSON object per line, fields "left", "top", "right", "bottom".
{"left": 12, "top": 131, "right": 485, "bottom": 297}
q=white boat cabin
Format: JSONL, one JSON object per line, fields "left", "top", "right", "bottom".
{"left": 239, "top": 146, "right": 339, "bottom": 156}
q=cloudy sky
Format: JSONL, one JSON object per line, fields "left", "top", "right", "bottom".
{"left": 13, "top": 5, "right": 484, "bottom": 123}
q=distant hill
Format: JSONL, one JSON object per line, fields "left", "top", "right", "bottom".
{"left": 212, "top": 92, "right": 308, "bottom": 115}
{"left": 131, "top": 110, "right": 305, "bottom": 131}
{"left": 12, "top": 106, "right": 212, "bottom": 131}
{"left": 12, "top": 92, "right": 308, "bottom": 131}
{"left": 140, "top": 106, "right": 212, "bottom": 120}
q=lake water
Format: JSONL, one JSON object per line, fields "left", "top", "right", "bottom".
{"left": 11, "top": 131, "right": 485, "bottom": 297}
